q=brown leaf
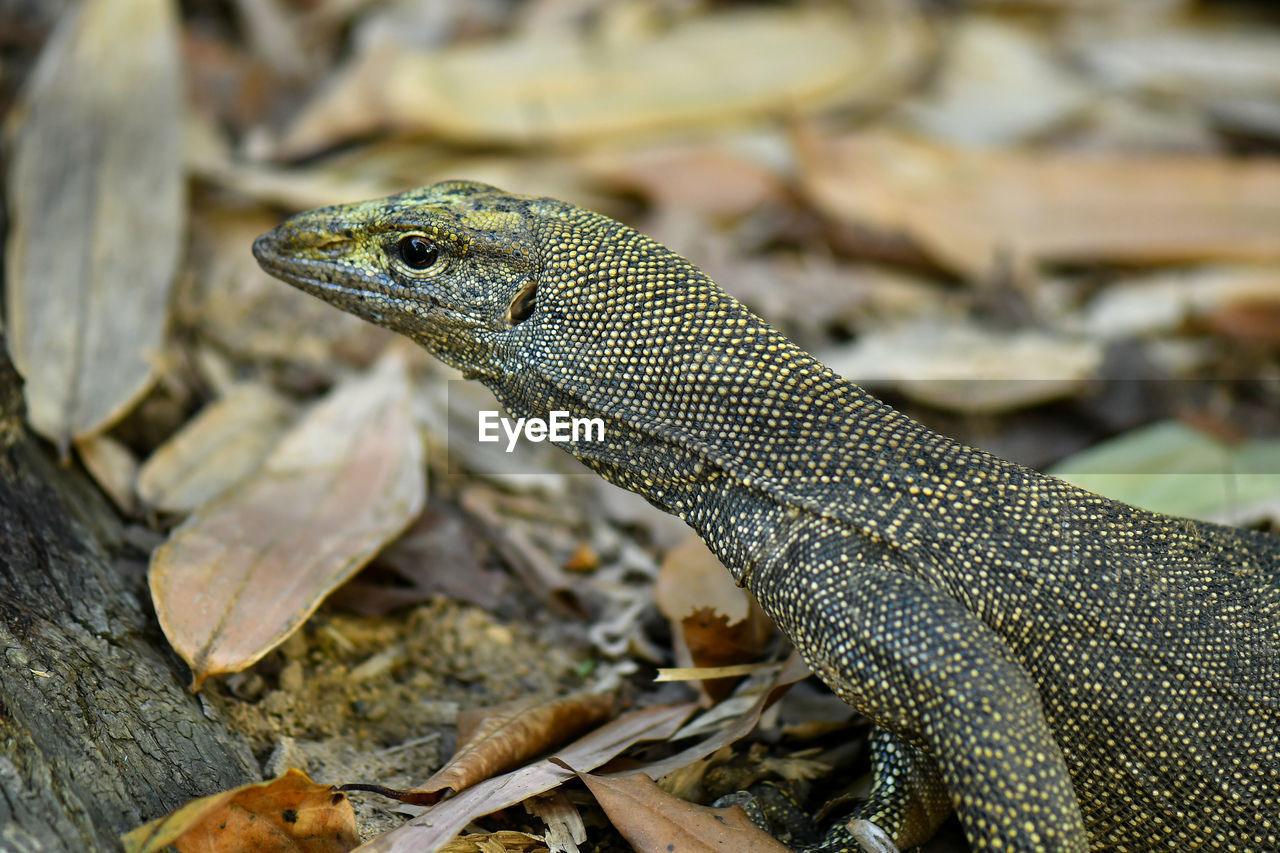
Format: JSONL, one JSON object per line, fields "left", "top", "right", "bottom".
{"left": 353, "top": 702, "right": 697, "bottom": 853}
{"left": 680, "top": 608, "right": 773, "bottom": 702}
{"left": 277, "top": 7, "right": 926, "bottom": 154}
{"left": 5, "top": 0, "right": 183, "bottom": 445}
{"left": 583, "top": 142, "right": 785, "bottom": 220}
{"left": 375, "top": 693, "right": 616, "bottom": 805}
{"left": 136, "top": 382, "right": 295, "bottom": 514}
{"left": 149, "top": 352, "right": 425, "bottom": 688}
{"left": 800, "top": 131, "right": 1280, "bottom": 276}
{"left": 122, "top": 768, "right": 358, "bottom": 853}
{"left": 573, "top": 772, "right": 789, "bottom": 853}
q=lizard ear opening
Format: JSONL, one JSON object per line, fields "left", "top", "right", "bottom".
{"left": 504, "top": 279, "right": 537, "bottom": 326}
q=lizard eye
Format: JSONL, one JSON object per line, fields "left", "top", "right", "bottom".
{"left": 396, "top": 236, "right": 438, "bottom": 270}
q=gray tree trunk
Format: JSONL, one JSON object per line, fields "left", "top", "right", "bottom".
{"left": 0, "top": 339, "right": 258, "bottom": 852}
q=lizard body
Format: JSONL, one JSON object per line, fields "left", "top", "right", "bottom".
{"left": 253, "top": 181, "right": 1280, "bottom": 852}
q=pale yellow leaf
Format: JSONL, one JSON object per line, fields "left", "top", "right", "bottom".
{"left": 278, "top": 7, "right": 927, "bottom": 154}
{"left": 137, "top": 382, "right": 295, "bottom": 513}
{"left": 5, "top": 0, "right": 183, "bottom": 444}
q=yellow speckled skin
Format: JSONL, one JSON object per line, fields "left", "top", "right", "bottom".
{"left": 254, "top": 181, "right": 1280, "bottom": 852}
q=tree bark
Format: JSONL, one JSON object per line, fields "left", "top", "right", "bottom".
{"left": 0, "top": 338, "right": 257, "bottom": 852}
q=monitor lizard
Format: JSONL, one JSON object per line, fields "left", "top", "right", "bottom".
{"left": 253, "top": 180, "right": 1280, "bottom": 852}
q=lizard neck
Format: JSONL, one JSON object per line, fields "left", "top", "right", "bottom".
{"left": 475, "top": 210, "right": 1021, "bottom": 581}
{"left": 482, "top": 283, "right": 1002, "bottom": 582}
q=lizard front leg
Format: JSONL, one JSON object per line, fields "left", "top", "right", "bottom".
{"left": 750, "top": 542, "right": 1088, "bottom": 852}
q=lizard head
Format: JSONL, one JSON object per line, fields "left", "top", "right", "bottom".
{"left": 252, "top": 180, "right": 545, "bottom": 377}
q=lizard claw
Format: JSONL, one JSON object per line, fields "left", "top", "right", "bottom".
{"left": 848, "top": 819, "right": 901, "bottom": 853}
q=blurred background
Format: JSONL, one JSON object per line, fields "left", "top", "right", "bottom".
{"left": 5, "top": 0, "right": 1278, "bottom": 524}
{"left": 2, "top": 2, "right": 1279, "bottom": 847}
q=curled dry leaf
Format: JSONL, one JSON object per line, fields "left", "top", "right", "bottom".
{"left": 277, "top": 6, "right": 927, "bottom": 154}
{"left": 800, "top": 131, "right": 1280, "bottom": 277}
{"left": 572, "top": 771, "right": 790, "bottom": 853}
{"left": 522, "top": 790, "right": 585, "bottom": 853}
{"left": 122, "top": 767, "right": 358, "bottom": 853}
{"left": 357, "top": 693, "right": 616, "bottom": 805}
{"left": 149, "top": 352, "right": 424, "bottom": 688}
{"left": 655, "top": 533, "right": 781, "bottom": 700}
{"left": 680, "top": 609, "right": 773, "bottom": 702}
{"left": 5, "top": 0, "right": 183, "bottom": 445}
{"left": 354, "top": 702, "right": 696, "bottom": 853}
{"left": 136, "top": 382, "right": 295, "bottom": 514}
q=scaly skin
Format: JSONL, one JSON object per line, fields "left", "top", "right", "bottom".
{"left": 253, "top": 181, "right": 1280, "bottom": 852}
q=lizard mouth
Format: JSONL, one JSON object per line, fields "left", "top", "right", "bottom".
{"left": 252, "top": 232, "right": 433, "bottom": 322}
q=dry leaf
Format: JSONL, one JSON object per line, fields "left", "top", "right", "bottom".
{"left": 904, "top": 17, "right": 1090, "bottom": 146}
{"left": 75, "top": 433, "right": 139, "bottom": 515}
{"left": 582, "top": 141, "right": 785, "bottom": 220}
{"left": 122, "top": 768, "right": 358, "bottom": 853}
{"left": 616, "top": 652, "right": 810, "bottom": 783}
{"left": 522, "top": 790, "right": 585, "bottom": 853}
{"left": 340, "top": 503, "right": 501, "bottom": 615}
{"left": 136, "top": 382, "right": 295, "bottom": 513}
{"left": 680, "top": 609, "right": 774, "bottom": 702}
{"left": 572, "top": 771, "right": 789, "bottom": 853}
{"left": 1079, "top": 265, "right": 1280, "bottom": 341}
{"left": 819, "top": 320, "right": 1103, "bottom": 414}
{"left": 800, "top": 131, "right": 1280, "bottom": 276}
{"left": 439, "top": 832, "right": 548, "bottom": 853}
{"left": 354, "top": 703, "right": 697, "bottom": 853}
{"left": 149, "top": 352, "right": 424, "bottom": 688}
{"left": 5, "top": 0, "right": 183, "bottom": 445}
{"left": 277, "top": 6, "right": 926, "bottom": 154}
{"left": 359, "top": 693, "right": 616, "bottom": 805}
